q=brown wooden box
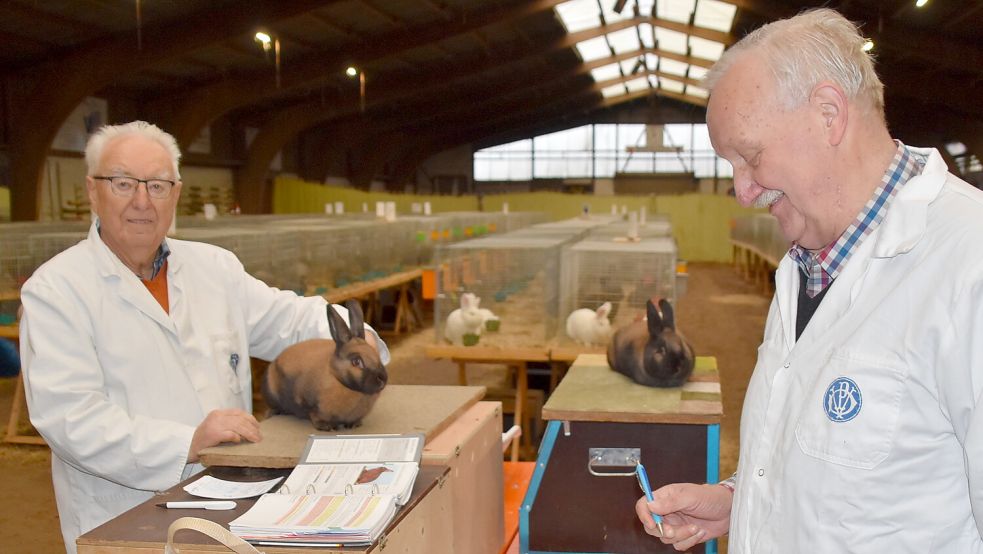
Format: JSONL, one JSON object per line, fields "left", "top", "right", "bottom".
{"left": 521, "top": 355, "right": 723, "bottom": 554}
{"left": 422, "top": 400, "right": 505, "bottom": 554}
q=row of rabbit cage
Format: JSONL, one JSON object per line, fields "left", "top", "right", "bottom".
{"left": 0, "top": 211, "right": 546, "bottom": 310}
{"left": 434, "top": 215, "right": 681, "bottom": 349}
{"left": 731, "top": 213, "right": 789, "bottom": 264}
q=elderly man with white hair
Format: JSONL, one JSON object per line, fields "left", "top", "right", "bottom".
{"left": 634, "top": 8, "right": 983, "bottom": 553}
{"left": 19, "top": 121, "right": 389, "bottom": 552}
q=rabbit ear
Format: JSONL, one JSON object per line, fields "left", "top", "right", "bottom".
{"left": 326, "top": 303, "right": 354, "bottom": 346}
{"left": 596, "top": 302, "right": 612, "bottom": 319}
{"left": 461, "top": 293, "right": 474, "bottom": 309}
{"left": 647, "top": 299, "right": 665, "bottom": 337}
{"left": 658, "top": 298, "right": 676, "bottom": 330}
{"left": 344, "top": 299, "right": 366, "bottom": 339}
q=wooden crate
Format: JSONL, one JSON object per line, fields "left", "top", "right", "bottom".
{"left": 423, "top": 401, "right": 505, "bottom": 554}
{"left": 520, "top": 354, "right": 723, "bottom": 554}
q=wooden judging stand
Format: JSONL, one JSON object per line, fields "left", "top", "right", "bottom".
{"left": 85, "top": 385, "right": 506, "bottom": 554}
{"left": 520, "top": 354, "right": 723, "bottom": 554}
{"left": 78, "top": 464, "right": 451, "bottom": 554}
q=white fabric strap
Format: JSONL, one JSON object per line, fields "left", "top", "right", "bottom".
{"left": 164, "top": 517, "right": 264, "bottom": 554}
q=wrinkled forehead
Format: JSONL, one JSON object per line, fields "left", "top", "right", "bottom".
{"left": 707, "top": 56, "right": 779, "bottom": 146}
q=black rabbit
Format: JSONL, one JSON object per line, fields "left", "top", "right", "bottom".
{"left": 607, "top": 298, "right": 695, "bottom": 388}
{"left": 262, "top": 300, "right": 387, "bottom": 430}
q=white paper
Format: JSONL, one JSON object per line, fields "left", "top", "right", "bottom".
{"left": 304, "top": 436, "right": 421, "bottom": 464}
{"left": 183, "top": 475, "right": 285, "bottom": 499}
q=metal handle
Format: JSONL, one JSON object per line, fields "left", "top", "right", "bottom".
{"left": 587, "top": 447, "right": 641, "bottom": 477}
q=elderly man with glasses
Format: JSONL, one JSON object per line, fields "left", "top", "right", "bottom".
{"left": 19, "top": 121, "right": 389, "bottom": 553}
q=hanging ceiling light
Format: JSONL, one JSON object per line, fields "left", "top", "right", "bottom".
{"left": 915, "top": 0, "right": 929, "bottom": 7}
{"left": 862, "top": 39, "right": 874, "bottom": 52}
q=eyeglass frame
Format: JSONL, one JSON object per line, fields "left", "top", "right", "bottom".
{"left": 91, "top": 175, "right": 178, "bottom": 200}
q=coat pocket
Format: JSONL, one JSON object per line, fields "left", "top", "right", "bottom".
{"left": 210, "top": 331, "right": 243, "bottom": 396}
{"left": 794, "top": 349, "right": 907, "bottom": 469}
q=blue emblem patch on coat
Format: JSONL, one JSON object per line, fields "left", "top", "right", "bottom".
{"left": 229, "top": 353, "right": 240, "bottom": 373}
{"left": 824, "top": 377, "right": 862, "bottom": 422}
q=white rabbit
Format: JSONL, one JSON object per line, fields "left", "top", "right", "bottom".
{"left": 444, "top": 293, "right": 485, "bottom": 345}
{"left": 565, "top": 302, "right": 613, "bottom": 346}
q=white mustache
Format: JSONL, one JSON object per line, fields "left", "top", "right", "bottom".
{"left": 752, "top": 189, "right": 784, "bottom": 209}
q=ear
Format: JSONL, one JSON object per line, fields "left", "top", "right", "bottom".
{"left": 658, "top": 299, "right": 676, "bottom": 330}
{"left": 596, "top": 302, "right": 611, "bottom": 319}
{"left": 811, "top": 82, "right": 848, "bottom": 146}
{"left": 343, "top": 299, "right": 366, "bottom": 339}
{"left": 647, "top": 299, "right": 664, "bottom": 337}
{"left": 474, "top": 296, "right": 481, "bottom": 308}
{"left": 461, "top": 294, "right": 473, "bottom": 309}
{"left": 326, "top": 303, "right": 354, "bottom": 347}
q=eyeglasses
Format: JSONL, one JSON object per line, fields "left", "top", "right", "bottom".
{"left": 92, "top": 176, "right": 176, "bottom": 199}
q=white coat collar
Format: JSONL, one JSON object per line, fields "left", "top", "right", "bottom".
{"left": 87, "top": 219, "right": 179, "bottom": 337}
{"left": 773, "top": 147, "right": 948, "bottom": 352}
{"left": 870, "top": 146, "right": 947, "bottom": 259}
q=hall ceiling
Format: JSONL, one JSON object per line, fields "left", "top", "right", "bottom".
{"left": 1, "top": 0, "right": 980, "bottom": 169}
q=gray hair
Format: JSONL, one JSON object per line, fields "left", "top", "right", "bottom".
{"left": 85, "top": 120, "right": 182, "bottom": 179}
{"left": 705, "top": 8, "right": 884, "bottom": 118}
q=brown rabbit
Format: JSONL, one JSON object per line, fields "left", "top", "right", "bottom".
{"left": 262, "top": 300, "right": 387, "bottom": 431}
{"left": 607, "top": 298, "right": 695, "bottom": 388}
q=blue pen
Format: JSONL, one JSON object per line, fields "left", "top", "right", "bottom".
{"left": 635, "top": 463, "right": 665, "bottom": 537}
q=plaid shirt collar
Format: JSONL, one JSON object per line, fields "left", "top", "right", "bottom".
{"left": 95, "top": 219, "right": 171, "bottom": 280}
{"left": 789, "top": 141, "right": 923, "bottom": 298}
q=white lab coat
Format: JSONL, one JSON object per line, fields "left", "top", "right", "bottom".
{"left": 19, "top": 221, "right": 390, "bottom": 553}
{"left": 729, "top": 147, "right": 983, "bottom": 552}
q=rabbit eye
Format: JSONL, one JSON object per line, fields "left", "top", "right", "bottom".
{"left": 350, "top": 356, "right": 364, "bottom": 368}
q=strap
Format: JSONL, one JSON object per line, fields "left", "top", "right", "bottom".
{"left": 164, "top": 517, "right": 264, "bottom": 554}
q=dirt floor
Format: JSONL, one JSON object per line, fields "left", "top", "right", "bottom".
{"left": 0, "top": 261, "right": 768, "bottom": 553}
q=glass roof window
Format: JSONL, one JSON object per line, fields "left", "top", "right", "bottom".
{"left": 555, "top": 0, "right": 735, "bottom": 105}
{"left": 694, "top": 0, "right": 737, "bottom": 33}
{"left": 625, "top": 76, "right": 651, "bottom": 92}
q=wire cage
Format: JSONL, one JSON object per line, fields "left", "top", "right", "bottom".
{"left": 557, "top": 237, "right": 679, "bottom": 346}
{"left": 731, "top": 214, "right": 789, "bottom": 263}
{"left": 588, "top": 217, "right": 673, "bottom": 239}
{"left": 434, "top": 235, "right": 573, "bottom": 347}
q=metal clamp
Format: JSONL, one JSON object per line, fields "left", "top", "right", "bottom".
{"left": 587, "top": 447, "right": 641, "bottom": 477}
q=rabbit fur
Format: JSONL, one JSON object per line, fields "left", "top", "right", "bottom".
{"left": 607, "top": 298, "right": 695, "bottom": 388}
{"left": 565, "top": 302, "right": 613, "bottom": 346}
{"left": 444, "top": 293, "right": 485, "bottom": 345}
{"left": 262, "top": 300, "right": 387, "bottom": 430}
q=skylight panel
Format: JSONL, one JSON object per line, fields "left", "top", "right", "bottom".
{"left": 659, "top": 58, "right": 689, "bottom": 76}
{"left": 687, "top": 85, "right": 709, "bottom": 98}
{"left": 648, "top": 75, "right": 659, "bottom": 87}
{"left": 619, "top": 58, "right": 645, "bottom": 75}
{"left": 656, "top": 0, "right": 696, "bottom": 24}
{"left": 689, "top": 36, "right": 724, "bottom": 60}
{"left": 556, "top": 0, "right": 602, "bottom": 33}
{"left": 638, "top": 23, "right": 655, "bottom": 48}
{"left": 654, "top": 27, "right": 688, "bottom": 54}
{"left": 602, "top": 84, "right": 628, "bottom": 98}
{"left": 687, "top": 65, "right": 708, "bottom": 80}
{"left": 591, "top": 63, "right": 623, "bottom": 82}
{"left": 607, "top": 27, "right": 641, "bottom": 54}
{"left": 576, "top": 36, "right": 612, "bottom": 62}
{"left": 694, "top": 0, "right": 736, "bottom": 33}
{"left": 600, "top": 3, "right": 635, "bottom": 24}
{"left": 644, "top": 53, "right": 660, "bottom": 69}
{"left": 660, "top": 77, "right": 685, "bottom": 93}
{"left": 625, "top": 77, "right": 650, "bottom": 92}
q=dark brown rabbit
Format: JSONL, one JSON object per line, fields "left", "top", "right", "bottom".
{"left": 607, "top": 298, "right": 695, "bottom": 388}
{"left": 262, "top": 300, "right": 387, "bottom": 430}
